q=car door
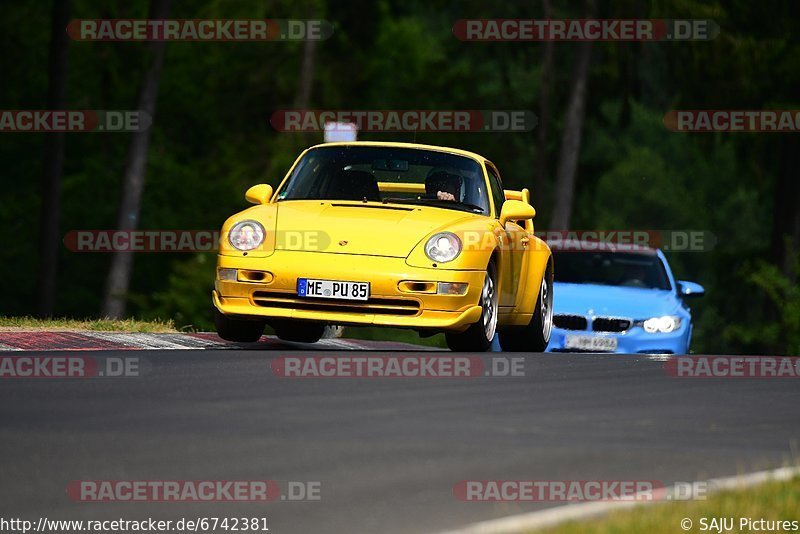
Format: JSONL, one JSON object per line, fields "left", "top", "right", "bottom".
{"left": 485, "top": 162, "right": 526, "bottom": 310}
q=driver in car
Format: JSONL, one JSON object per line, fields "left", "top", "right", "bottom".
{"left": 425, "top": 169, "right": 463, "bottom": 202}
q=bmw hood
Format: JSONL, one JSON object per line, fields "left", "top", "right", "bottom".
{"left": 553, "top": 282, "right": 681, "bottom": 320}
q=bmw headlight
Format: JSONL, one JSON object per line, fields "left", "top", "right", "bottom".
{"left": 642, "top": 315, "right": 682, "bottom": 333}
{"left": 228, "top": 220, "right": 265, "bottom": 251}
{"left": 424, "top": 232, "right": 462, "bottom": 263}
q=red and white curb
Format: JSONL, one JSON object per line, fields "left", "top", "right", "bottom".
{"left": 0, "top": 332, "right": 221, "bottom": 351}
{"left": 0, "top": 331, "right": 436, "bottom": 352}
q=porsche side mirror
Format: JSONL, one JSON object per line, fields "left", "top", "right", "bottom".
{"left": 499, "top": 200, "right": 536, "bottom": 226}
{"left": 245, "top": 184, "right": 274, "bottom": 205}
{"left": 678, "top": 280, "right": 705, "bottom": 297}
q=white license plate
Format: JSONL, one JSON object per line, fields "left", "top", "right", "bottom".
{"left": 297, "top": 278, "right": 370, "bottom": 301}
{"left": 564, "top": 335, "right": 618, "bottom": 352}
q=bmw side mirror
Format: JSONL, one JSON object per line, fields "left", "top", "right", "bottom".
{"left": 678, "top": 280, "right": 705, "bottom": 297}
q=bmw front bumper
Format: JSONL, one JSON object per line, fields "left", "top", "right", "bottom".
{"left": 546, "top": 322, "right": 692, "bottom": 355}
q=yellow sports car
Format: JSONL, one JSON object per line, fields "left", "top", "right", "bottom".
{"left": 212, "top": 141, "right": 553, "bottom": 351}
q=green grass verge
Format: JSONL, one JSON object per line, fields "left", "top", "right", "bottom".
{"left": 538, "top": 475, "right": 800, "bottom": 534}
{"left": 0, "top": 316, "right": 177, "bottom": 333}
{"left": 0, "top": 316, "right": 450, "bottom": 348}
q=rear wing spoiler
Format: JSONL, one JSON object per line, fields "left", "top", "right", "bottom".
{"left": 378, "top": 184, "right": 532, "bottom": 205}
{"left": 377, "top": 182, "right": 424, "bottom": 193}
{"left": 504, "top": 188, "right": 530, "bottom": 204}
{"left": 503, "top": 188, "right": 535, "bottom": 232}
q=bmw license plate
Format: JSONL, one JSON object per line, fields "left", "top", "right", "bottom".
{"left": 564, "top": 335, "right": 617, "bottom": 352}
{"left": 297, "top": 278, "right": 370, "bottom": 301}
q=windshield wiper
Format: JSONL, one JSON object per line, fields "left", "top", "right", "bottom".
{"left": 382, "top": 197, "right": 485, "bottom": 213}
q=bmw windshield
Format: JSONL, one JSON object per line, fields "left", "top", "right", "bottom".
{"left": 553, "top": 250, "right": 672, "bottom": 290}
{"left": 276, "top": 145, "right": 490, "bottom": 215}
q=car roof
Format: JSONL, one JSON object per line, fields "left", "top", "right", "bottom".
{"left": 548, "top": 240, "right": 659, "bottom": 255}
{"left": 306, "top": 141, "right": 489, "bottom": 163}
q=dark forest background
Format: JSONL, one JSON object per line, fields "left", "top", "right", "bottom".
{"left": 2, "top": 0, "right": 799, "bottom": 354}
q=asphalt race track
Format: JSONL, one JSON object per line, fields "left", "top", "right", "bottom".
{"left": 0, "top": 349, "right": 798, "bottom": 534}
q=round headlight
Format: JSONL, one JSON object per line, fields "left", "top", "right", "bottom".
{"left": 424, "top": 232, "right": 462, "bottom": 263}
{"left": 228, "top": 220, "right": 265, "bottom": 251}
{"left": 642, "top": 315, "right": 681, "bottom": 333}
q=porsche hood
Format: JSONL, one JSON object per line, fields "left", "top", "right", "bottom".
{"left": 273, "top": 200, "right": 479, "bottom": 257}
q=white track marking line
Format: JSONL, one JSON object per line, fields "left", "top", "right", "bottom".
{"left": 124, "top": 333, "right": 209, "bottom": 349}
{"left": 86, "top": 332, "right": 191, "bottom": 350}
{"left": 435, "top": 465, "right": 800, "bottom": 534}
{"left": 318, "top": 338, "right": 366, "bottom": 349}
{"left": 157, "top": 333, "right": 226, "bottom": 348}
{"left": 316, "top": 338, "right": 440, "bottom": 350}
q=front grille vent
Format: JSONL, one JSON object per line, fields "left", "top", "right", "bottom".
{"left": 554, "top": 314, "right": 588, "bottom": 331}
{"left": 591, "top": 317, "right": 632, "bottom": 332}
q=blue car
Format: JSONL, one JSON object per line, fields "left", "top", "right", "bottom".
{"left": 545, "top": 244, "right": 704, "bottom": 354}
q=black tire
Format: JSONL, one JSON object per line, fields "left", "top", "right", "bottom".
{"left": 445, "top": 263, "right": 498, "bottom": 352}
{"left": 499, "top": 260, "right": 553, "bottom": 352}
{"left": 214, "top": 309, "right": 265, "bottom": 342}
{"left": 272, "top": 320, "right": 325, "bottom": 343}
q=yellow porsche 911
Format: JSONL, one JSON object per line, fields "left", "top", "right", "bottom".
{"left": 212, "top": 141, "right": 553, "bottom": 352}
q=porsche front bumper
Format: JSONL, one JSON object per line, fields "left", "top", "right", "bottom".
{"left": 212, "top": 251, "right": 485, "bottom": 332}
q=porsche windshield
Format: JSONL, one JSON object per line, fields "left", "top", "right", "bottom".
{"left": 553, "top": 251, "right": 672, "bottom": 290}
{"left": 276, "top": 146, "right": 490, "bottom": 214}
